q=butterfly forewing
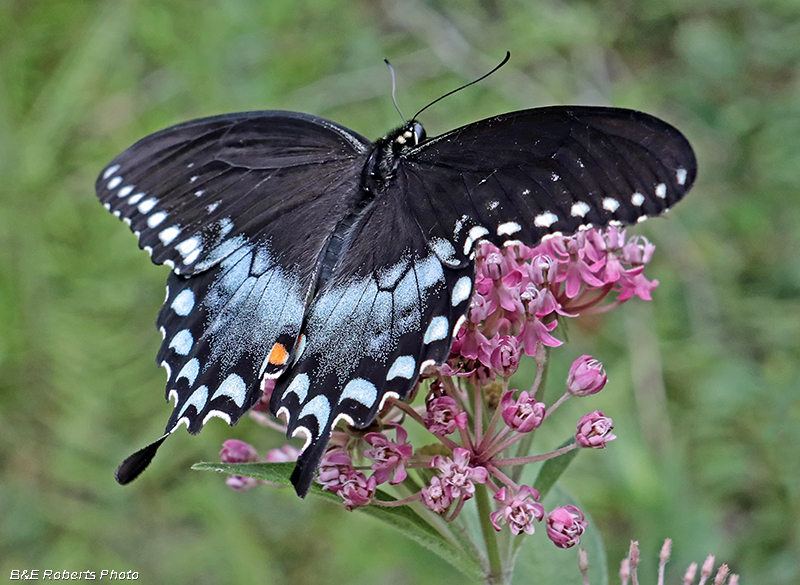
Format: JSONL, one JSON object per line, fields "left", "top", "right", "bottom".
{"left": 403, "top": 107, "right": 696, "bottom": 254}
{"left": 97, "top": 111, "right": 371, "bottom": 274}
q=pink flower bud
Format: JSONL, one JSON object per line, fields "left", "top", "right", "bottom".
{"left": 575, "top": 410, "right": 617, "bottom": 448}
{"left": 220, "top": 440, "right": 260, "bottom": 492}
{"left": 483, "top": 251, "right": 504, "bottom": 280}
{"left": 489, "top": 335, "right": 522, "bottom": 377}
{"left": 224, "top": 475, "right": 261, "bottom": 492}
{"left": 545, "top": 505, "right": 587, "bottom": 548}
{"left": 317, "top": 448, "right": 355, "bottom": 494}
{"left": 339, "top": 470, "right": 376, "bottom": 510}
{"left": 220, "top": 439, "right": 259, "bottom": 463}
{"left": 423, "top": 396, "right": 468, "bottom": 435}
{"left": 566, "top": 355, "right": 608, "bottom": 396}
{"left": 501, "top": 390, "right": 545, "bottom": 433}
{"left": 265, "top": 444, "right": 300, "bottom": 463}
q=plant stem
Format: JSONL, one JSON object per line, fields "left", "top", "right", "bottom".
{"left": 475, "top": 483, "right": 506, "bottom": 584}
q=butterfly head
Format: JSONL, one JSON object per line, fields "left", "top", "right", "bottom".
{"left": 364, "top": 121, "right": 427, "bottom": 194}
{"left": 394, "top": 121, "right": 426, "bottom": 147}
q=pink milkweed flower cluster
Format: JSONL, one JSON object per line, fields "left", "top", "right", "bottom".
{"left": 222, "top": 227, "right": 655, "bottom": 549}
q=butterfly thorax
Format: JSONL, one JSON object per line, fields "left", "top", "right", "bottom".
{"left": 362, "top": 121, "right": 426, "bottom": 196}
{"left": 311, "top": 122, "right": 426, "bottom": 292}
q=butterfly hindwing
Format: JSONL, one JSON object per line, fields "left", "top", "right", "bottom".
{"left": 270, "top": 191, "right": 475, "bottom": 495}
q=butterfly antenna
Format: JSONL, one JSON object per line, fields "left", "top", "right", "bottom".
{"left": 384, "top": 59, "right": 407, "bottom": 124}
{"left": 412, "top": 51, "right": 511, "bottom": 120}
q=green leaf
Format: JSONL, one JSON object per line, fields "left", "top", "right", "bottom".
{"left": 193, "top": 462, "right": 484, "bottom": 581}
{"left": 193, "top": 461, "right": 295, "bottom": 485}
{"left": 533, "top": 438, "right": 580, "bottom": 500}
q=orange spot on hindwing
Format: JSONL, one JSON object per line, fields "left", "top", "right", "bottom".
{"left": 268, "top": 342, "right": 289, "bottom": 366}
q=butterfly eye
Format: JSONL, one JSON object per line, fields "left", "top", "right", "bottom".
{"left": 412, "top": 122, "right": 425, "bottom": 145}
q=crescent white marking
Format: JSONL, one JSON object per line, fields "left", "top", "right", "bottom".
{"left": 424, "top": 316, "right": 449, "bottom": 344}
{"left": 283, "top": 373, "right": 310, "bottom": 403}
{"left": 203, "top": 410, "right": 231, "bottom": 425}
{"left": 211, "top": 373, "right": 247, "bottom": 407}
{"left": 339, "top": 378, "right": 378, "bottom": 407}
{"left": 386, "top": 356, "right": 416, "bottom": 380}
{"left": 169, "top": 329, "right": 193, "bottom": 355}
{"left": 177, "top": 385, "right": 208, "bottom": 418}
{"left": 177, "top": 358, "right": 200, "bottom": 386}
{"left": 299, "top": 395, "right": 331, "bottom": 431}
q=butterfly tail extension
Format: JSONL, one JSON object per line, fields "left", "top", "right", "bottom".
{"left": 115, "top": 435, "right": 168, "bottom": 484}
{"left": 290, "top": 431, "right": 331, "bottom": 497}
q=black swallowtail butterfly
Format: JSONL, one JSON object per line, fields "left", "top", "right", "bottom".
{"left": 97, "top": 69, "right": 695, "bottom": 497}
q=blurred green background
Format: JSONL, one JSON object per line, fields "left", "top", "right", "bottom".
{"left": 2, "top": 0, "right": 799, "bottom": 583}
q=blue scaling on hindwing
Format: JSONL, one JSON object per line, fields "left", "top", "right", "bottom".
{"left": 271, "top": 237, "right": 475, "bottom": 495}
{"left": 157, "top": 238, "right": 308, "bottom": 434}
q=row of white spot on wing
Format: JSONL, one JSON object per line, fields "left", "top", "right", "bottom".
{"left": 102, "top": 163, "right": 211, "bottom": 268}
{"left": 561, "top": 173, "right": 685, "bottom": 226}
{"left": 278, "top": 373, "right": 328, "bottom": 451}
{"left": 171, "top": 371, "right": 249, "bottom": 429}
{"left": 282, "top": 371, "right": 410, "bottom": 454}
{"left": 162, "top": 282, "right": 245, "bottom": 428}
{"left": 103, "top": 165, "right": 151, "bottom": 222}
